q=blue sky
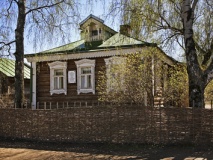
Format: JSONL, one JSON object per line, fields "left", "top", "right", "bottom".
{"left": 25, "top": 0, "right": 120, "bottom": 54}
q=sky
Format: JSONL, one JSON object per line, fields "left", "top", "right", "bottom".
{"left": 24, "top": 0, "right": 121, "bottom": 55}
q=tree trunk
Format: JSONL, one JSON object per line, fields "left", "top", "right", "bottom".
{"left": 14, "top": 0, "right": 26, "bottom": 108}
{"left": 182, "top": 0, "right": 205, "bottom": 108}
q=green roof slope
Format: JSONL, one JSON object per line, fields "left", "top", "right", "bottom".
{"left": 0, "top": 58, "right": 30, "bottom": 79}
{"left": 99, "top": 33, "right": 146, "bottom": 47}
{"left": 41, "top": 39, "right": 85, "bottom": 53}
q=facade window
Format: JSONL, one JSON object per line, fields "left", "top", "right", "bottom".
{"left": 81, "top": 67, "right": 92, "bottom": 89}
{"left": 48, "top": 61, "right": 67, "bottom": 95}
{"left": 54, "top": 69, "right": 64, "bottom": 89}
{"left": 75, "top": 59, "right": 95, "bottom": 94}
{"left": 104, "top": 57, "right": 126, "bottom": 92}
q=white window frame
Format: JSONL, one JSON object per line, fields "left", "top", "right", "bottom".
{"left": 104, "top": 56, "right": 126, "bottom": 92}
{"left": 48, "top": 61, "right": 67, "bottom": 95}
{"left": 75, "top": 59, "right": 95, "bottom": 94}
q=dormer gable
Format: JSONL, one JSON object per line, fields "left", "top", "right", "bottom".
{"left": 79, "top": 14, "right": 117, "bottom": 42}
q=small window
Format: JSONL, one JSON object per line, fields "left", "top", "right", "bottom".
{"left": 48, "top": 61, "right": 67, "bottom": 95}
{"left": 75, "top": 59, "right": 95, "bottom": 94}
{"left": 81, "top": 67, "right": 92, "bottom": 89}
{"left": 92, "top": 30, "right": 98, "bottom": 36}
{"left": 54, "top": 69, "right": 64, "bottom": 89}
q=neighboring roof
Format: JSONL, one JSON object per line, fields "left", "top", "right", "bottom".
{"left": 99, "top": 33, "right": 147, "bottom": 48}
{"left": 79, "top": 14, "right": 104, "bottom": 26}
{"left": 41, "top": 39, "right": 85, "bottom": 53}
{"left": 0, "top": 58, "right": 31, "bottom": 79}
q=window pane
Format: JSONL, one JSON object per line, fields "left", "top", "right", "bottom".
{"left": 81, "top": 75, "right": 92, "bottom": 89}
{"left": 54, "top": 69, "right": 63, "bottom": 76}
{"left": 53, "top": 69, "right": 64, "bottom": 90}
{"left": 54, "top": 77, "right": 58, "bottom": 89}
{"left": 81, "top": 76, "right": 85, "bottom": 88}
{"left": 87, "top": 75, "right": 92, "bottom": 88}
{"left": 81, "top": 67, "right": 91, "bottom": 74}
{"left": 59, "top": 77, "right": 64, "bottom": 89}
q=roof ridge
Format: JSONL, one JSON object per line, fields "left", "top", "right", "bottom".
{"left": 79, "top": 14, "right": 104, "bottom": 26}
{"left": 99, "top": 33, "right": 154, "bottom": 48}
{"left": 117, "top": 33, "right": 154, "bottom": 45}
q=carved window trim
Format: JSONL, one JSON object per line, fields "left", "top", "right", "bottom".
{"left": 75, "top": 59, "right": 95, "bottom": 94}
{"left": 48, "top": 61, "right": 67, "bottom": 95}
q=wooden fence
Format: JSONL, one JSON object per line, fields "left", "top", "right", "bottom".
{"left": 0, "top": 105, "right": 213, "bottom": 145}
{"left": 1, "top": 100, "right": 213, "bottom": 109}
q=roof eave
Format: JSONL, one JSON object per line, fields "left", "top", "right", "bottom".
{"left": 24, "top": 43, "right": 157, "bottom": 58}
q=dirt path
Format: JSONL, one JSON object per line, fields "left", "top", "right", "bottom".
{"left": 0, "top": 139, "right": 212, "bottom": 160}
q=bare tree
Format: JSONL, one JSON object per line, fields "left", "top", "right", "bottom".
{"left": 107, "top": 0, "right": 213, "bottom": 108}
{"left": 0, "top": 0, "right": 80, "bottom": 108}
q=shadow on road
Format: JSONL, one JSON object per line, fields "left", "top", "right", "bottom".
{"left": 0, "top": 138, "right": 212, "bottom": 160}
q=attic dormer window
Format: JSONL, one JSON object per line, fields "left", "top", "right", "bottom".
{"left": 92, "top": 30, "right": 98, "bottom": 36}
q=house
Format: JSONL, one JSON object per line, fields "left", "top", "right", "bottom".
{"left": 0, "top": 58, "right": 31, "bottom": 99}
{"left": 25, "top": 14, "right": 178, "bottom": 109}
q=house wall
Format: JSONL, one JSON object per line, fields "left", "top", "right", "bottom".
{"left": 35, "top": 54, "right": 174, "bottom": 108}
{"left": 0, "top": 73, "right": 9, "bottom": 95}
{"left": 36, "top": 57, "right": 106, "bottom": 106}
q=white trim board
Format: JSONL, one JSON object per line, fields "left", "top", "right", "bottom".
{"left": 26, "top": 48, "right": 144, "bottom": 62}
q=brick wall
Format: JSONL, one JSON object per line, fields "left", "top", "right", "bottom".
{"left": 0, "top": 106, "right": 213, "bottom": 144}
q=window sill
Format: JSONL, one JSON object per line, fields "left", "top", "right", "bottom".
{"left": 77, "top": 89, "right": 95, "bottom": 94}
{"left": 50, "top": 89, "right": 67, "bottom": 95}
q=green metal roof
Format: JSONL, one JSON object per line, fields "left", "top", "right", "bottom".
{"left": 35, "top": 34, "right": 147, "bottom": 54}
{"left": 99, "top": 33, "right": 146, "bottom": 48}
{"left": 41, "top": 39, "right": 85, "bottom": 53}
{"left": 0, "top": 58, "right": 30, "bottom": 79}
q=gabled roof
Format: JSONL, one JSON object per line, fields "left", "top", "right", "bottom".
{"left": 0, "top": 58, "right": 30, "bottom": 79}
{"left": 25, "top": 33, "right": 160, "bottom": 62}
{"left": 29, "top": 33, "right": 149, "bottom": 55}
{"left": 79, "top": 14, "right": 104, "bottom": 26}
{"left": 99, "top": 33, "right": 147, "bottom": 47}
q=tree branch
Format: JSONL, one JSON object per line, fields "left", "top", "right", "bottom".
{"left": 192, "top": 0, "right": 199, "bottom": 11}
{"left": 204, "top": 59, "right": 213, "bottom": 85}
{"left": 176, "top": 36, "right": 185, "bottom": 50}
{"left": 194, "top": 39, "right": 213, "bottom": 66}
{"left": 0, "top": 40, "right": 16, "bottom": 56}
{"left": 0, "top": 40, "right": 16, "bottom": 49}
{"left": 25, "top": 0, "right": 65, "bottom": 15}
{"left": 205, "top": 0, "right": 213, "bottom": 10}
{"left": 5, "top": 0, "right": 14, "bottom": 17}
